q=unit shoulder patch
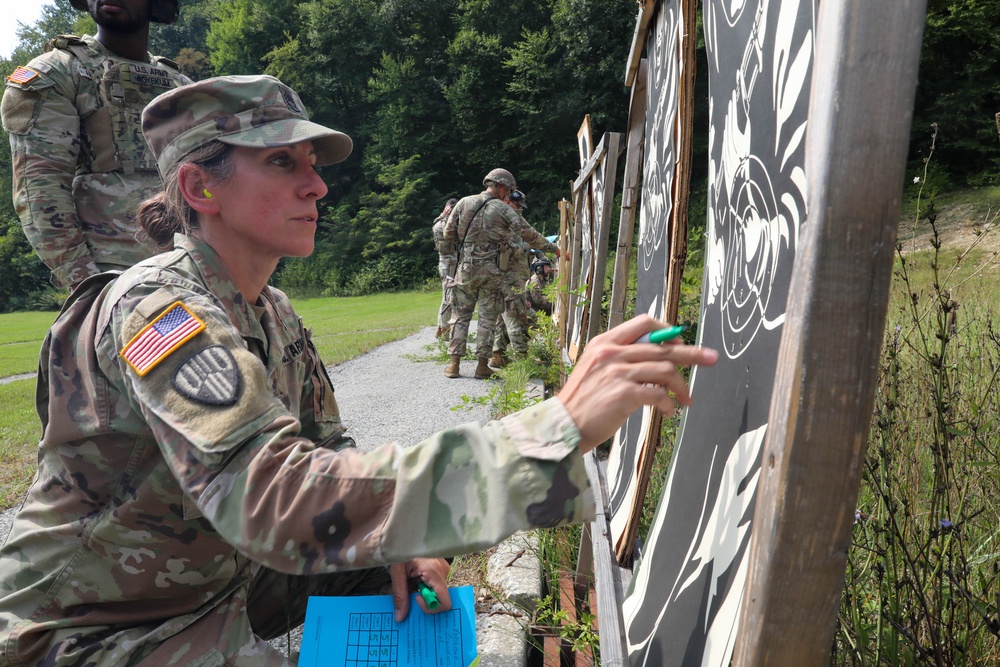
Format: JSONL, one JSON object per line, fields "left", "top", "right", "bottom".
{"left": 173, "top": 345, "right": 241, "bottom": 406}
{"left": 120, "top": 301, "right": 206, "bottom": 376}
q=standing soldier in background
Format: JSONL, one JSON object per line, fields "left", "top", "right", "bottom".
{"left": 432, "top": 197, "right": 458, "bottom": 339}
{"left": 1, "top": 0, "right": 191, "bottom": 291}
{"left": 489, "top": 189, "right": 537, "bottom": 370}
{"left": 443, "top": 168, "right": 560, "bottom": 379}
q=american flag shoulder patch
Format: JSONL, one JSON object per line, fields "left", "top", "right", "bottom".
{"left": 121, "top": 301, "right": 206, "bottom": 376}
{"left": 7, "top": 66, "right": 40, "bottom": 85}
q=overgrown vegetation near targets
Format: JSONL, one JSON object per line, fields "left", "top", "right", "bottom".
{"left": 832, "top": 204, "right": 1000, "bottom": 664}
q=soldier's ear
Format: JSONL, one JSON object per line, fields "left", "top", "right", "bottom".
{"left": 178, "top": 164, "right": 220, "bottom": 216}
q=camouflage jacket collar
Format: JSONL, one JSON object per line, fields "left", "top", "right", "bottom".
{"left": 172, "top": 234, "right": 270, "bottom": 344}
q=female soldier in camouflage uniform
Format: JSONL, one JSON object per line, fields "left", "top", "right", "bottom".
{"left": 0, "top": 75, "right": 717, "bottom": 666}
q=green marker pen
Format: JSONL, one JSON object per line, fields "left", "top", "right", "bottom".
{"left": 634, "top": 324, "right": 687, "bottom": 345}
{"left": 417, "top": 580, "right": 439, "bottom": 610}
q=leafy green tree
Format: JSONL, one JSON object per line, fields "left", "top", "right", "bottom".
{"left": 910, "top": 0, "right": 1000, "bottom": 185}
{"left": 355, "top": 154, "right": 435, "bottom": 262}
{"left": 150, "top": 0, "right": 221, "bottom": 77}
{"left": 502, "top": 26, "right": 577, "bottom": 226}
{"left": 7, "top": 0, "right": 86, "bottom": 66}
{"left": 443, "top": 28, "right": 512, "bottom": 169}
{"left": 0, "top": 118, "right": 50, "bottom": 312}
{"left": 207, "top": 0, "right": 299, "bottom": 76}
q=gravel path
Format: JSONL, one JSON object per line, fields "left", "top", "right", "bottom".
{"left": 327, "top": 325, "right": 492, "bottom": 451}
{"left": 0, "top": 325, "right": 495, "bottom": 660}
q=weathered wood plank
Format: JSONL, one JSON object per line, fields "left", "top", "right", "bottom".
{"left": 624, "top": 0, "right": 657, "bottom": 87}
{"left": 609, "top": 58, "right": 648, "bottom": 329}
{"left": 573, "top": 134, "right": 608, "bottom": 194}
{"left": 586, "top": 132, "right": 623, "bottom": 343}
{"left": 567, "top": 187, "right": 586, "bottom": 361}
{"left": 574, "top": 523, "right": 593, "bottom": 617}
{"left": 555, "top": 199, "right": 572, "bottom": 350}
{"left": 584, "top": 453, "right": 629, "bottom": 667}
{"left": 662, "top": 0, "right": 696, "bottom": 327}
{"left": 733, "top": 2, "right": 928, "bottom": 665}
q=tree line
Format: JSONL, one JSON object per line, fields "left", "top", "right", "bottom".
{"left": 1, "top": 0, "right": 997, "bottom": 311}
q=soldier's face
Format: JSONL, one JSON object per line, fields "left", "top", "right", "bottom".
{"left": 88, "top": 0, "right": 152, "bottom": 32}
{"left": 201, "top": 142, "right": 329, "bottom": 266}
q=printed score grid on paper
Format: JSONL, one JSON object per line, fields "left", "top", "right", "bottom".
{"left": 298, "top": 585, "right": 477, "bottom": 667}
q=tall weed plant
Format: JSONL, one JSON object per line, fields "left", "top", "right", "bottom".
{"left": 834, "top": 135, "right": 1000, "bottom": 665}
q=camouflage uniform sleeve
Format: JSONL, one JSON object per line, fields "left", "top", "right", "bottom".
{"left": 1, "top": 59, "right": 97, "bottom": 288}
{"left": 504, "top": 207, "right": 559, "bottom": 254}
{"left": 442, "top": 204, "right": 460, "bottom": 242}
{"left": 102, "top": 285, "right": 592, "bottom": 575}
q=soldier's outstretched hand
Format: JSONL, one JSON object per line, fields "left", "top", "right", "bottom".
{"left": 557, "top": 315, "right": 718, "bottom": 453}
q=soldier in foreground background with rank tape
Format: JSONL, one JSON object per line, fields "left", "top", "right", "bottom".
{"left": 0, "top": 75, "right": 718, "bottom": 666}
{"left": 1, "top": 0, "right": 190, "bottom": 291}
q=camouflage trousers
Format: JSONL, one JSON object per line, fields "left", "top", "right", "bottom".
{"left": 448, "top": 263, "right": 504, "bottom": 359}
{"left": 35, "top": 564, "right": 391, "bottom": 666}
{"left": 437, "top": 259, "right": 456, "bottom": 329}
{"left": 493, "top": 280, "right": 534, "bottom": 355}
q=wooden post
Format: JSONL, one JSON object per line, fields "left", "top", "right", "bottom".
{"left": 584, "top": 453, "right": 630, "bottom": 667}
{"left": 624, "top": 0, "right": 657, "bottom": 88}
{"left": 586, "top": 132, "right": 623, "bottom": 344}
{"left": 609, "top": 59, "right": 648, "bottom": 329}
{"left": 556, "top": 199, "right": 572, "bottom": 351}
{"left": 567, "top": 186, "right": 585, "bottom": 360}
{"left": 733, "top": 2, "right": 928, "bottom": 665}
{"left": 663, "top": 0, "right": 697, "bottom": 326}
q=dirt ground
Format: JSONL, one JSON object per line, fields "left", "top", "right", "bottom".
{"left": 896, "top": 198, "right": 1000, "bottom": 256}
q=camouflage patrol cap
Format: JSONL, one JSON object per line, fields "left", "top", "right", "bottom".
{"left": 483, "top": 168, "right": 517, "bottom": 189}
{"left": 70, "top": 0, "right": 180, "bottom": 24}
{"left": 142, "top": 74, "right": 353, "bottom": 175}
{"left": 509, "top": 189, "right": 528, "bottom": 210}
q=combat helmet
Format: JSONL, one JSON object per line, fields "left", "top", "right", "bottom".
{"left": 70, "top": 0, "right": 180, "bottom": 24}
{"left": 483, "top": 168, "right": 516, "bottom": 190}
{"left": 531, "top": 256, "right": 553, "bottom": 274}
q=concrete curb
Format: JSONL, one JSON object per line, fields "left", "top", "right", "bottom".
{"left": 476, "top": 378, "right": 547, "bottom": 665}
{"left": 478, "top": 531, "right": 543, "bottom": 667}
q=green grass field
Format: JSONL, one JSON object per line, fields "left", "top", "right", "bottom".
{"left": 0, "top": 289, "right": 438, "bottom": 509}
{"left": 0, "top": 310, "right": 58, "bottom": 377}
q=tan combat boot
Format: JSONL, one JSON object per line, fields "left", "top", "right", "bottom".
{"left": 474, "top": 357, "right": 495, "bottom": 379}
{"left": 488, "top": 351, "right": 506, "bottom": 370}
{"left": 444, "top": 355, "right": 462, "bottom": 378}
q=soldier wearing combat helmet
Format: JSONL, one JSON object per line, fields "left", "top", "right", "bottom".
{"left": 489, "top": 188, "right": 537, "bottom": 370}
{"left": 1, "top": 0, "right": 191, "bottom": 290}
{"left": 442, "top": 168, "right": 560, "bottom": 379}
